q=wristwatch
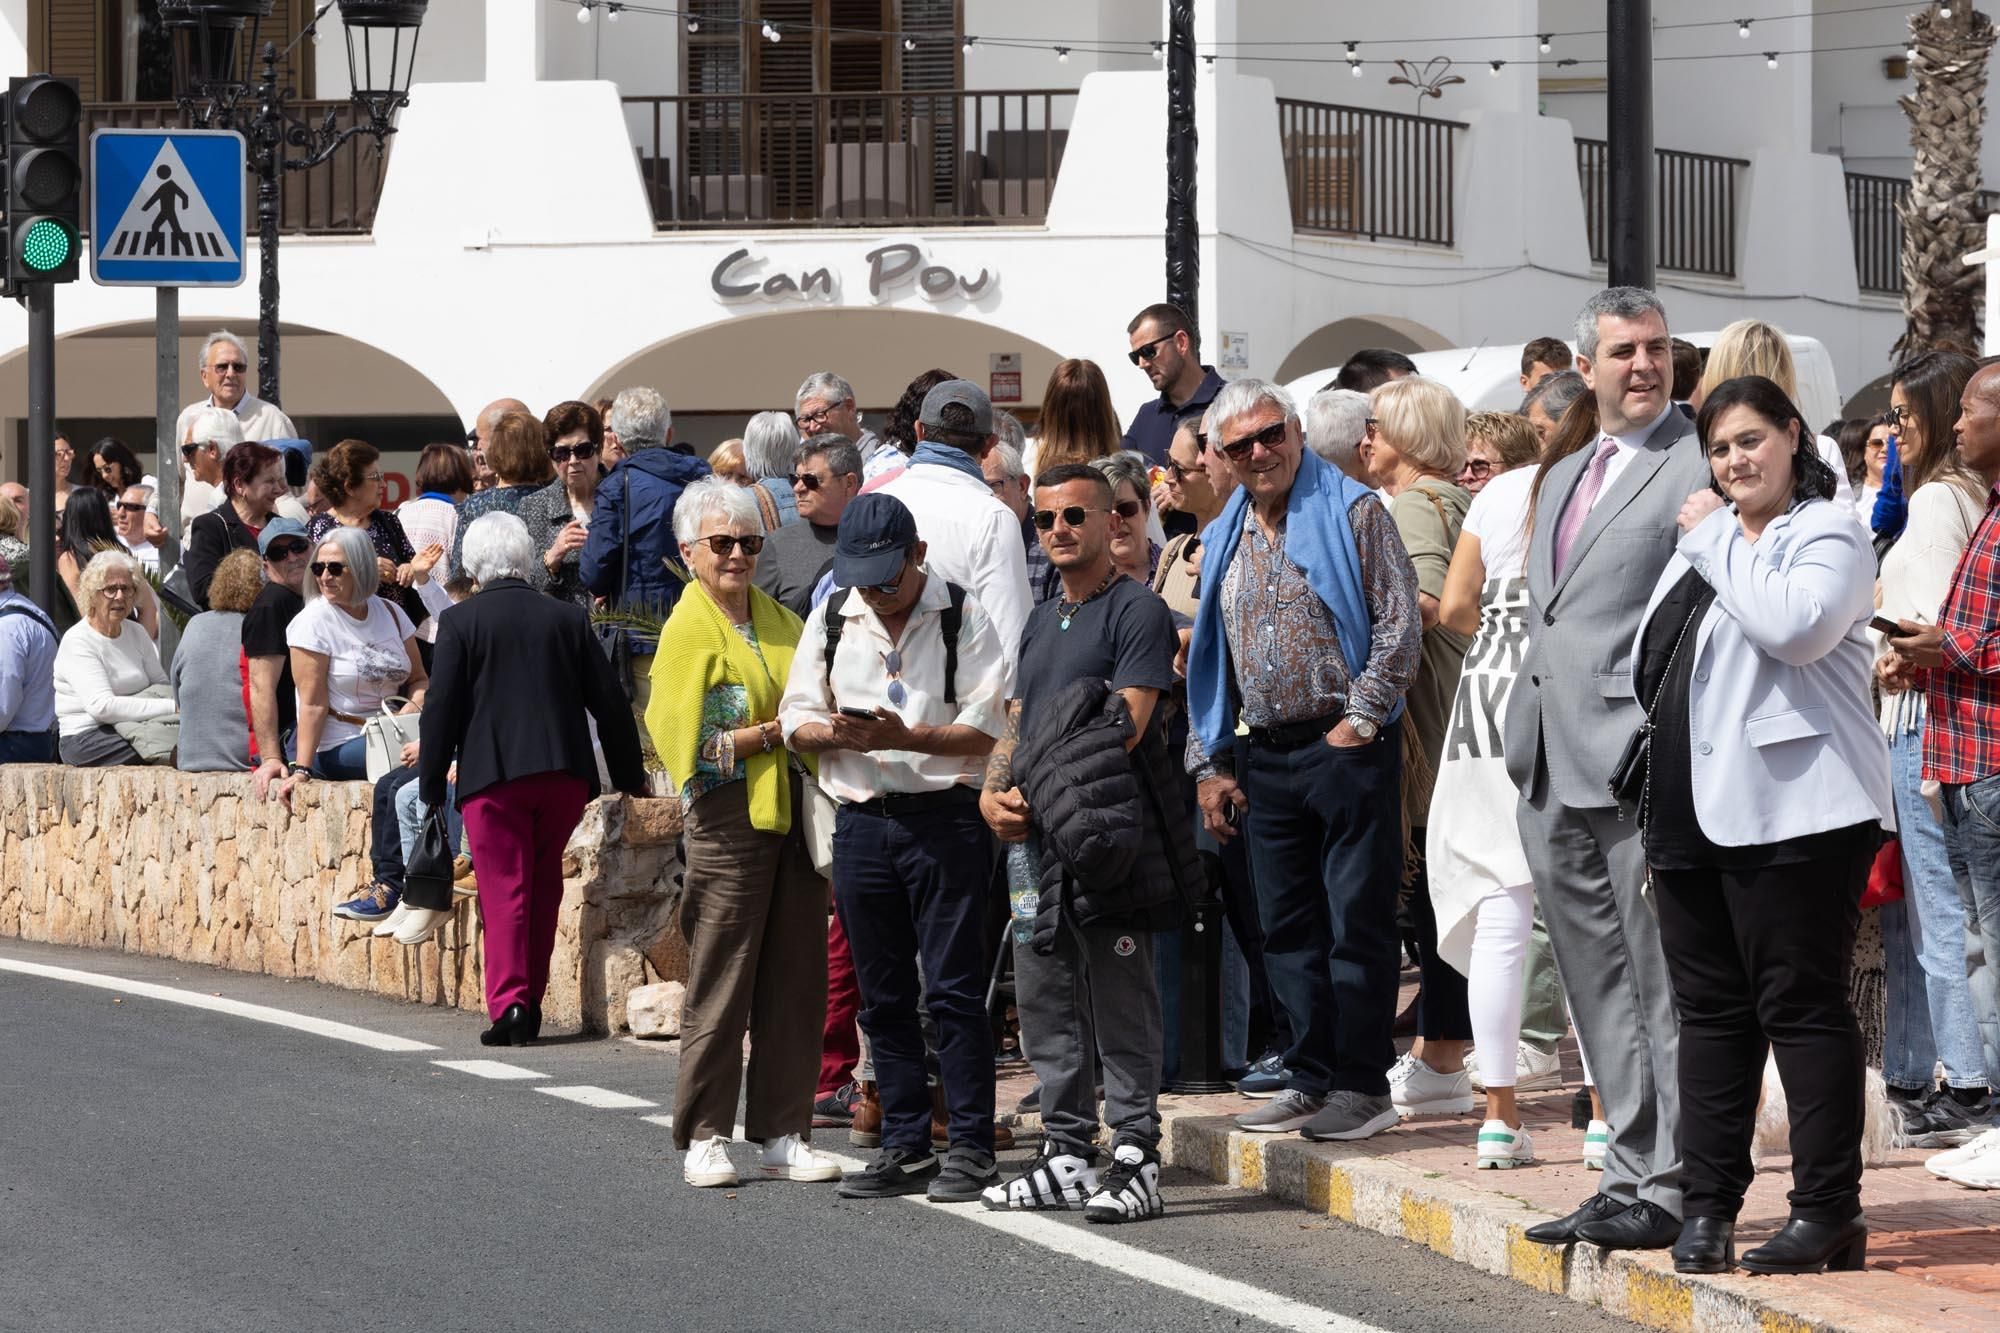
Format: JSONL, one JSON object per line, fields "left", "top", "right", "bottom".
{"left": 1346, "top": 714, "right": 1379, "bottom": 742}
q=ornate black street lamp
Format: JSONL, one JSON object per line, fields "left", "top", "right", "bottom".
{"left": 160, "top": 0, "right": 426, "bottom": 408}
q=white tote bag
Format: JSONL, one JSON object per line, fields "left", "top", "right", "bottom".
{"left": 799, "top": 771, "right": 838, "bottom": 878}
{"left": 362, "top": 696, "right": 423, "bottom": 782}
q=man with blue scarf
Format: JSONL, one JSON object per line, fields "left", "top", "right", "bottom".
{"left": 879, "top": 381, "right": 1032, "bottom": 663}
{"left": 1184, "top": 379, "right": 1422, "bottom": 1144}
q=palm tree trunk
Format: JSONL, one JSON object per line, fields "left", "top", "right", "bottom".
{"left": 1898, "top": 4, "right": 1997, "bottom": 359}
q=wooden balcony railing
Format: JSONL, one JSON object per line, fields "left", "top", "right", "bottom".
{"left": 1276, "top": 99, "right": 1461, "bottom": 248}
{"left": 81, "top": 101, "right": 389, "bottom": 237}
{"left": 621, "top": 89, "right": 1075, "bottom": 229}
{"left": 1575, "top": 138, "right": 1748, "bottom": 278}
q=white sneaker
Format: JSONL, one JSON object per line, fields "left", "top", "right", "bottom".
{"left": 1475, "top": 1119, "right": 1535, "bottom": 1169}
{"left": 1465, "top": 1045, "right": 1564, "bottom": 1093}
{"left": 371, "top": 901, "right": 411, "bottom": 938}
{"left": 391, "top": 905, "right": 453, "bottom": 946}
{"left": 1928, "top": 1126, "right": 2000, "bottom": 1180}
{"left": 684, "top": 1135, "right": 738, "bottom": 1188}
{"left": 759, "top": 1133, "right": 841, "bottom": 1182}
{"left": 1389, "top": 1053, "right": 1474, "bottom": 1117}
{"left": 1583, "top": 1119, "right": 1610, "bottom": 1171}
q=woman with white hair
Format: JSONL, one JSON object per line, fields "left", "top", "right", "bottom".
{"left": 54, "top": 550, "right": 176, "bottom": 767}
{"left": 1088, "top": 451, "right": 1164, "bottom": 584}
{"left": 279, "top": 524, "right": 427, "bottom": 802}
{"left": 179, "top": 403, "right": 243, "bottom": 535}
{"left": 1359, "top": 374, "right": 1478, "bottom": 1121}
{"left": 418, "top": 512, "right": 647, "bottom": 1042}
{"left": 744, "top": 409, "right": 804, "bottom": 531}
{"left": 646, "top": 477, "right": 837, "bottom": 1190}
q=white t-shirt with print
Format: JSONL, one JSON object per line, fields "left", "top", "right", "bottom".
{"left": 1461, "top": 464, "right": 1536, "bottom": 580}
{"left": 285, "top": 596, "right": 417, "bottom": 748}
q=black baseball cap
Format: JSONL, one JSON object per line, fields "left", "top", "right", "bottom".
{"left": 834, "top": 493, "right": 919, "bottom": 588}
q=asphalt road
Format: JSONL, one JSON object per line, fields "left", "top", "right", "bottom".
{"left": 0, "top": 940, "right": 1641, "bottom": 1333}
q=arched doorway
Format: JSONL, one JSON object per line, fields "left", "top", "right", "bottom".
{"left": 586, "top": 307, "right": 1070, "bottom": 454}
{"left": 1273, "top": 315, "right": 1453, "bottom": 387}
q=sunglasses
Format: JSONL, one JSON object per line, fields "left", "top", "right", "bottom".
{"left": 210, "top": 361, "right": 247, "bottom": 374}
{"left": 180, "top": 443, "right": 200, "bottom": 458}
{"left": 788, "top": 472, "right": 829, "bottom": 492}
{"left": 1217, "top": 420, "right": 1288, "bottom": 462}
{"left": 1111, "top": 498, "right": 1143, "bottom": 520}
{"left": 1032, "top": 505, "right": 1108, "bottom": 531}
{"left": 115, "top": 501, "right": 147, "bottom": 514}
{"left": 696, "top": 534, "right": 764, "bottom": 557}
{"left": 882, "top": 650, "right": 907, "bottom": 707}
{"left": 1128, "top": 335, "right": 1172, "bottom": 366}
{"left": 310, "top": 561, "right": 348, "bottom": 578}
{"left": 1460, "top": 459, "right": 1493, "bottom": 478}
{"left": 265, "top": 539, "right": 309, "bottom": 560}
{"left": 1888, "top": 404, "right": 1912, "bottom": 428}
{"left": 1166, "top": 460, "right": 1201, "bottom": 481}
{"left": 549, "top": 442, "right": 598, "bottom": 463}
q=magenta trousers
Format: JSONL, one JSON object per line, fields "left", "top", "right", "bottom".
{"left": 463, "top": 770, "right": 589, "bottom": 1020}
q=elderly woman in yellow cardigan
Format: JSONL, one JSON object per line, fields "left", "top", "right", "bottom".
{"left": 647, "top": 477, "right": 839, "bottom": 1192}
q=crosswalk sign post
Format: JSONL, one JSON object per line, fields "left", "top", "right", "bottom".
{"left": 89, "top": 129, "right": 246, "bottom": 586}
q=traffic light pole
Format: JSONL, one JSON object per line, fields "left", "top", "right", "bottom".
{"left": 155, "top": 287, "right": 181, "bottom": 571}
{"left": 26, "top": 283, "right": 55, "bottom": 615}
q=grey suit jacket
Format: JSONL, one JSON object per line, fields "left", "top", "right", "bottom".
{"left": 1503, "top": 407, "right": 1712, "bottom": 807}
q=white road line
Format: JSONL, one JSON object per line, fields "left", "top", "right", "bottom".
{"left": 536, "top": 1085, "right": 658, "bottom": 1110}
{"left": 639, "top": 1114, "right": 750, "bottom": 1139}
{"left": 0, "top": 957, "right": 436, "bottom": 1053}
{"left": 809, "top": 1145, "right": 1383, "bottom": 1333}
{"left": 432, "top": 1059, "right": 547, "bottom": 1080}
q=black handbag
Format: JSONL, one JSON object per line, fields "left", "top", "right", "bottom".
{"left": 1609, "top": 599, "right": 1704, "bottom": 808}
{"left": 404, "top": 804, "right": 456, "bottom": 912}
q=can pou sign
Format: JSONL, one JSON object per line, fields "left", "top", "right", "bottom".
{"left": 709, "top": 242, "right": 996, "bottom": 304}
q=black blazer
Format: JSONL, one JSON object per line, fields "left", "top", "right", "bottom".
{"left": 418, "top": 578, "right": 645, "bottom": 807}
{"left": 184, "top": 503, "right": 258, "bottom": 608}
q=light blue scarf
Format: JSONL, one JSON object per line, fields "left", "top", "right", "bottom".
{"left": 908, "top": 439, "right": 986, "bottom": 483}
{"left": 1186, "top": 449, "right": 1382, "bottom": 759}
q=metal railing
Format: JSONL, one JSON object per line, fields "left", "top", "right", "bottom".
{"left": 81, "top": 101, "right": 388, "bottom": 236}
{"left": 1575, "top": 138, "right": 1748, "bottom": 278}
{"left": 1275, "top": 99, "right": 1461, "bottom": 247}
{"left": 1843, "top": 172, "right": 2000, "bottom": 296}
{"left": 621, "top": 90, "right": 1075, "bottom": 229}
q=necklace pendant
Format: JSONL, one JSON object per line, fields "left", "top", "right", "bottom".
{"left": 1059, "top": 615, "right": 1072, "bottom": 631}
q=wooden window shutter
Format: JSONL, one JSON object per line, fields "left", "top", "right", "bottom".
{"left": 40, "top": 0, "right": 108, "bottom": 102}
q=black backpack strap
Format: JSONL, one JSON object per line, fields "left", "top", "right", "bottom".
{"left": 822, "top": 587, "right": 847, "bottom": 703}
{"left": 941, "top": 582, "right": 966, "bottom": 705}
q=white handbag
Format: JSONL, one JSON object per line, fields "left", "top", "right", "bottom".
{"left": 800, "top": 770, "right": 838, "bottom": 878}
{"left": 362, "top": 696, "right": 423, "bottom": 782}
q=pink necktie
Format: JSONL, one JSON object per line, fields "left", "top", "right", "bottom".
{"left": 1553, "top": 437, "right": 1619, "bottom": 574}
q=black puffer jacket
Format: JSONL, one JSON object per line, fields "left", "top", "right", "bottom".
{"left": 1015, "top": 677, "right": 1198, "bottom": 953}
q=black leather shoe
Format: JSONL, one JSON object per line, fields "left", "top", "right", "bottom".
{"left": 1577, "top": 1199, "right": 1681, "bottom": 1250}
{"left": 1740, "top": 1216, "right": 1867, "bottom": 1275}
{"left": 480, "top": 1003, "right": 535, "bottom": 1047}
{"left": 525, "top": 1002, "right": 543, "bottom": 1041}
{"left": 1672, "top": 1217, "right": 1736, "bottom": 1273}
{"left": 1525, "top": 1193, "right": 1625, "bottom": 1245}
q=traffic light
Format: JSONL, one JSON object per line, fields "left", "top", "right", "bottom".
{"left": 2, "top": 75, "right": 82, "bottom": 293}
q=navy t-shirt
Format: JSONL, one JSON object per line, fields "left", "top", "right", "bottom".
{"left": 1013, "top": 574, "right": 1179, "bottom": 740}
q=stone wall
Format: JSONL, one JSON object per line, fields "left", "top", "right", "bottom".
{"left": 0, "top": 766, "right": 686, "bottom": 1036}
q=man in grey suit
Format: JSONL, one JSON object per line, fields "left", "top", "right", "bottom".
{"left": 1504, "top": 287, "right": 1710, "bottom": 1252}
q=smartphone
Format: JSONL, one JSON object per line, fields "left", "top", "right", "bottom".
{"left": 1869, "top": 615, "right": 1905, "bottom": 638}
{"left": 837, "top": 706, "right": 877, "bottom": 719}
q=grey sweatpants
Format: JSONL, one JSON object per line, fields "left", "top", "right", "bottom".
{"left": 1015, "top": 910, "right": 1164, "bottom": 1160}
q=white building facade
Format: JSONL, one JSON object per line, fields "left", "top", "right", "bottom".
{"left": 0, "top": 0, "right": 1973, "bottom": 493}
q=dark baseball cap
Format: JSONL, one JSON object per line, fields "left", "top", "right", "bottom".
{"left": 834, "top": 493, "right": 919, "bottom": 588}
{"left": 918, "top": 379, "right": 994, "bottom": 438}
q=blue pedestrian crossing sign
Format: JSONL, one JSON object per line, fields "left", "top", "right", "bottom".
{"left": 90, "top": 129, "right": 246, "bottom": 288}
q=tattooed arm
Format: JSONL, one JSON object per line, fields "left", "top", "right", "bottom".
{"left": 978, "top": 699, "right": 1031, "bottom": 843}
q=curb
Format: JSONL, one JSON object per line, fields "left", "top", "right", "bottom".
{"left": 1156, "top": 1108, "right": 1903, "bottom": 1333}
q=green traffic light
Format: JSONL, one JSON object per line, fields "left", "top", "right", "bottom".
{"left": 20, "top": 217, "right": 73, "bottom": 272}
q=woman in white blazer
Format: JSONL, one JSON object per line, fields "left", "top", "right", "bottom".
{"left": 1628, "top": 375, "right": 1891, "bottom": 1279}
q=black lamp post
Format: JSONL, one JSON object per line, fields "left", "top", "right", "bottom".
{"left": 160, "top": 0, "right": 426, "bottom": 409}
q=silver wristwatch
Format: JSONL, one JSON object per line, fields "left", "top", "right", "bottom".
{"left": 1346, "top": 714, "right": 1379, "bottom": 742}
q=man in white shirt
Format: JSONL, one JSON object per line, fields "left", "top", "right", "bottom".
{"left": 879, "top": 380, "right": 1031, "bottom": 661}
{"left": 781, "top": 493, "right": 1011, "bottom": 1207}
{"left": 177, "top": 403, "right": 243, "bottom": 536}
{"left": 796, "top": 371, "right": 897, "bottom": 482}
{"left": 175, "top": 331, "right": 296, "bottom": 445}
{"left": 115, "top": 485, "right": 161, "bottom": 574}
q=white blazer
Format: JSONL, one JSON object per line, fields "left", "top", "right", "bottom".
{"left": 1627, "top": 497, "right": 1892, "bottom": 848}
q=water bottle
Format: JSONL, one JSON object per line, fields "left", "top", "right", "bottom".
{"left": 1006, "top": 842, "right": 1038, "bottom": 947}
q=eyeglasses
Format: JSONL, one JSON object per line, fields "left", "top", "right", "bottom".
{"left": 696, "top": 533, "right": 765, "bottom": 557}
{"left": 797, "top": 405, "right": 837, "bottom": 432}
{"left": 310, "top": 561, "right": 348, "bottom": 578}
{"left": 882, "top": 650, "right": 907, "bottom": 707}
{"left": 1217, "top": 420, "right": 1289, "bottom": 461}
{"left": 1128, "top": 335, "right": 1173, "bottom": 366}
{"left": 209, "top": 361, "right": 247, "bottom": 374}
{"left": 1032, "top": 505, "right": 1109, "bottom": 531}
{"left": 1166, "top": 460, "right": 1200, "bottom": 481}
{"left": 115, "top": 501, "right": 147, "bottom": 514}
{"left": 265, "top": 539, "right": 309, "bottom": 560}
{"left": 1888, "top": 404, "right": 1913, "bottom": 428}
{"left": 1195, "top": 432, "right": 1209, "bottom": 454}
{"left": 789, "top": 472, "right": 828, "bottom": 492}
{"left": 1459, "top": 459, "right": 1494, "bottom": 479}
{"left": 861, "top": 568, "right": 908, "bottom": 596}
{"left": 101, "top": 583, "right": 135, "bottom": 597}
{"left": 1111, "top": 498, "right": 1143, "bottom": 520}
{"left": 549, "top": 442, "right": 599, "bottom": 463}
{"left": 363, "top": 472, "right": 385, "bottom": 484}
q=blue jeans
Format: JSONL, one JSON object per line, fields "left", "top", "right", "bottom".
{"left": 1884, "top": 726, "right": 1989, "bottom": 1089}
{"left": 0, "top": 729, "right": 55, "bottom": 763}
{"left": 1939, "top": 771, "right": 2000, "bottom": 1118}
{"left": 311, "top": 735, "right": 368, "bottom": 780}
{"left": 394, "top": 775, "right": 462, "bottom": 908}
{"left": 1241, "top": 719, "right": 1403, "bottom": 1098}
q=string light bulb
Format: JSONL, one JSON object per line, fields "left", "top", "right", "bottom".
{"left": 1538, "top": 34, "right": 1552, "bottom": 53}
{"left": 575, "top": 1, "right": 590, "bottom": 23}
{"left": 1941, "top": 4, "right": 1954, "bottom": 17}
{"left": 605, "top": 2, "right": 619, "bottom": 19}
{"left": 1345, "top": 41, "right": 1358, "bottom": 60}
{"left": 1202, "top": 53, "right": 1215, "bottom": 67}
{"left": 1055, "top": 46, "right": 1069, "bottom": 63}
{"left": 962, "top": 35, "right": 975, "bottom": 54}
{"left": 1152, "top": 41, "right": 1165, "bottom": 62}
{"left": 1908, "top": 41, "right": 1919, "bottom": 60}
{"left": 902, "top": 36, "right": 915, "bottom": 52}
{"left": 1489, "top": 60, "right": 1504, "bottom": 76}
{"left": 1349, "top": 58, "right": 1364, "bottom": 78}
{"left": 686, "top": 16, "right": 699, "bottom": 32}
{"left": 1765, "top": 50, "right": 1779, "bottom": 69}
{"left": 1737, "top": 19, "right": 1752, "bottom": 38}
{"left": 763, "top": 19, "right": 780, "bottom": 41}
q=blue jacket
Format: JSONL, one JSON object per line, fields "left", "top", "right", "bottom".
{"left": 582, "top": 447, "right": 711, "bottom": 617}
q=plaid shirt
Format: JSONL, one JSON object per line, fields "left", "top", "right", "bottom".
{"left": 1922, "top": 485, "right": 2000, "bottom": 783}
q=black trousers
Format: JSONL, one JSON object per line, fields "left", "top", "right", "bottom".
{"left": 1653, "top": 848, "right": 1867, "bottom": 1224}
{"left": 1408, "top": 829, "right": 1472, "bottom": 1042}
